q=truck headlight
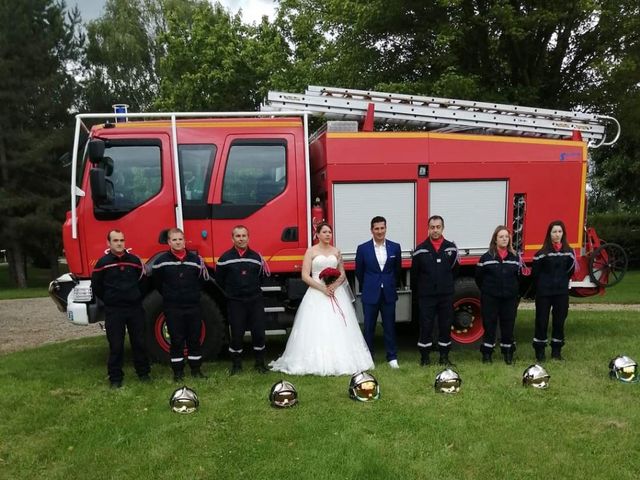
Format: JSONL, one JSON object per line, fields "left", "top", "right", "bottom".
{"left": 72, "top": 285, "right": 93, "bottom": 302}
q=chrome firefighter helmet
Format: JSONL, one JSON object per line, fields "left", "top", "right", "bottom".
{"left": 269, "top": 380, "right": 298, "bottom": 408}
{"left": 349, "top": 371, "right": 380, "bottom": 401}
{"left": 169, "top": 386, "right": 199, "bottom": 414}
{"left": 609, "top": 355, "right": 639, "bottom": 383}
{"left": 522, "top": 364, "right": 550, "bottom": 389}
{"left": 434, "top": 368, "right": 462, "bottom": 394}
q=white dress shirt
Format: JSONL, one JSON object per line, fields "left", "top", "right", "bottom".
{"left": 373, "top": 240, "right": 387, "bottom": 276}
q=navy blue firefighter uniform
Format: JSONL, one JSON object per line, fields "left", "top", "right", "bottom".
{"left": 215, "top": 247, "right": 267, "bottom": 374}
{"left": 410, "top": 238, "right": 458, "bottom": 365}
{"left": 91, "top": 251, "right": 150, "bottom": 386}
{"left": 475, "top": 250, "right": 522, "bottom": 364}
{"left": 532, "top": 247, "right": 575, "bottom": 360}
{"left": 152, "top": 250, "right": 208, "bottom": 379}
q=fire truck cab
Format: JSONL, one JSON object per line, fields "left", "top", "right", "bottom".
{"left": 50, "top": 86, "right": 627, "bottom": 362}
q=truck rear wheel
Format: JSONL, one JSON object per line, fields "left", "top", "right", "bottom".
{"left": 451, "top": 277, "right": 484, "bottom": 345}
{"left": 143, "top": 291, "right": 226, "bottom": 364}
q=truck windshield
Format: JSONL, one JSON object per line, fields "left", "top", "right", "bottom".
{"left": 94, "top": 142, "right": 162, "bottom": 217}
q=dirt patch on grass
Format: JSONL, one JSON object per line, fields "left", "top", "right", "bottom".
{"left": 0, "top": 297, "right": 103, "bottom": 355}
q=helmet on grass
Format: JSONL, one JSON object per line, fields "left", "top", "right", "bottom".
{"left": 269, "top": 380, "right": 299, "bottom": 408}
{"left": 609, "top": 355, "right": 639, "bottom": 383}
{"left": 169, "top": 386, "right": 199, "bottom": 413}
{"left": 434, "top": 369, "right": 462, "bottom": 394}
{"left": 348, "top": 372, "right": 380, "bottom": 401}
{"left": 522, "top": 364, "right": 550, "bottom": 389}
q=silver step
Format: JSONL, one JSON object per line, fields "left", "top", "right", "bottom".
{"left": 262, "top": 86, "right": 620, "bottom": 147}
{"left": 264, "top": 306, "right": 285, "bottom": 313}
{"left": 261, "top": 286, "right": 282, "bottom": 292}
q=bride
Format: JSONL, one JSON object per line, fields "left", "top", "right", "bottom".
{"left": 270, "top": 222, "right": 375, "bottom": 376}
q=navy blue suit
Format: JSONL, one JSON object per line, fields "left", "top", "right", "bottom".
{"left": 355, "top": 239, "right": 402, "bottom": 361}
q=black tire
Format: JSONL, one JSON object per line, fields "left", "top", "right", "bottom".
{"left": 588, "top": 243, "right": 628, "bottom": 288}
{"left": 451, "top": 277, "right": 484, "bottom": 347}
{"left": 143, "top": 291, "right": 227, "bottom": 364}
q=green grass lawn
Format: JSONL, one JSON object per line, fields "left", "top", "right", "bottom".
{"left": 1, "top": 310, "right": 639, "bottom": 480}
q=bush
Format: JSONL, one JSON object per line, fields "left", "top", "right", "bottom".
{"left": 588, "top": 212, "right": 640, "bottom": 268}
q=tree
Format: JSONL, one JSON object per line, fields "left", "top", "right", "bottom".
{"left": 0, "top": 0, "right": 83, "bottom": 287}
{"left": 275, "top": 0, "right": 640, "bottom": 207}
{"left": 82, "top": 0, "right": 170, "bottom": 112}
{"left": 275, "top": 1, "right": 637, "bottom": 104}
{"left": 586, "top": 2, "right": 640, "bottom": 211}
{"left": 155, "top": 1, "right": 289, "bottom": 111}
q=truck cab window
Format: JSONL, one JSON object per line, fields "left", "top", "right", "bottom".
{"left": 222, "top": 143, "right": 286, "bottom": 205}
{"left": 178, "top": 145, "right": 216, "bottom": 203}
{"left": 96, "top": 144, "right": 161, "bottom": 215}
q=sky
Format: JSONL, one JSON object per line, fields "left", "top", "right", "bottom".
{"left": 71, "top": 0, "right": 276, "bottom": 24}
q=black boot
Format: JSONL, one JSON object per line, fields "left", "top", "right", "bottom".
{"left": 173, "top": 370, "right": 185, "bottom": 382}
{"left": 482, "top": 351, "right": 492, "bottom": 364}
{"left": 551, "top": 345, "right": 563, "bottom": 360}
{"left": 500, "top": 346, "right": 514, "bottom": 365}
{"left": 254, "top": 351, "right": 269, "bottom": 374}
{"left": 419, "top": 347, "right": 430, "bottom": 366}
{"left": 503, "top": 351, "right": 514, "bottom": 365}
{"left": 439, "top": 352, "right": 452, "bottom": 366}
{"left": 230, "top": 353, "right": 243, "bottom": 376}
{"left": 191, "top": 367, "right": 208, "bottom": 379}
{"left": 534, "top": 346, "right": 546, "bottom": 362}
{"left": 480, "top": 344, "right": 493, "bottom": 364}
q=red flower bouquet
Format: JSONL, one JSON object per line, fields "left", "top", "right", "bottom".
{"left": 319, "top": 267, "right": 341, "bottom": 285}
{"left": 319, "top": 266, "right": 346, "bottom": 325}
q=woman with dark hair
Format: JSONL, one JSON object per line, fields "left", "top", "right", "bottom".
{"left": 475, "top": 226, "right": 522, "bottom": 364}
{"left": 270, "top": 222, "right": 374, "bottom": 375}
{"left": 532, "top": 220, "right": 576, "bottom": 361}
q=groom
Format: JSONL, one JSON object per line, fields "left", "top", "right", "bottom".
{"left": 355, "top": 216, "right": 402, "bottom": 368}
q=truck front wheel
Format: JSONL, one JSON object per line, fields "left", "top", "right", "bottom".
{"left": 451, "top": 277, "right": 484, "bottom": 345}
{"left": 143, "top": 291, "right": 226, "bottom": 364}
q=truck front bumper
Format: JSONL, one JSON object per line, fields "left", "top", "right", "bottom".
{"left": 49, "top": 275, "right": 103, "bottom": 325}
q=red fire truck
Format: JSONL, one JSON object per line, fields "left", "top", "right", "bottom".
{"left": 49, "top": 86, "right": 627, "bottom": 362}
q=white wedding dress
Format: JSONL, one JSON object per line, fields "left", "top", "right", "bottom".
{"left": 270, "top": 254, "right": 375, "bottom": 376}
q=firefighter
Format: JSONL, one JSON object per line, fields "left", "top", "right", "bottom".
{"left": 216, "top": 225, "right": 268, "bottom": 375}
{"left": 91, "top": 230, "right": 150, "bottom": 388}
{"left": 532, "top": 220, "right": 576, "bottom": 361}
{"left": 475, "top": 226, "right": 521, "bottom": 364}
{"left": 411, "top": 215, "right": 459, "bottom": 366}
{"left": 152, "top": 228, "right": 209, "bottom": 381}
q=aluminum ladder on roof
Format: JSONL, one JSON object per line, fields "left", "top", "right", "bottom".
{"left": 261, "top": 85, "right": 620, "bottom": 147}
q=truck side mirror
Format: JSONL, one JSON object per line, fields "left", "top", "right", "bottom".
{"left": 90, "top": 168, "right": 108, "bottom": 204}
{"left": 88, "top": 140, "right": 105, "bottom": 164}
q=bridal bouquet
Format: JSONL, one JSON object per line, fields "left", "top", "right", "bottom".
{"left": 319, "top": 267, "right": 346, "bottom": 325}
{"left": 319, "top": 267, "right": 341, "bottom": 285}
